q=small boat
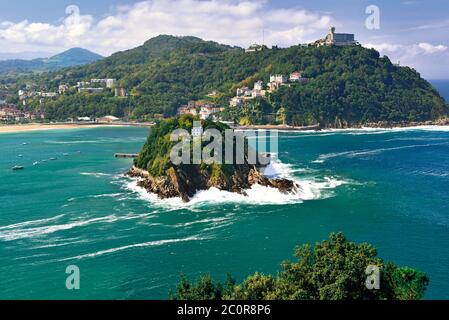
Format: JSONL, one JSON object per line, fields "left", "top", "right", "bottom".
{"left": 22, "top": 143, "right": 27, "bottom": 145}
{"left": 18, "top": 154, "right": 23, "bottom": 157}
{"left": 12, "top": 166, "right": 24, "bottom": 171}
{"left": 49, "top": 157, "right": 57, "bottom": 161}
{"left": 63, "top": 153, "right": 69, "bottom": 156}
{"left": 33, "top": 162, "right": 40, "bottom": 166}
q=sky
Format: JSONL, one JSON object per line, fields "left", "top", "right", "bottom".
{"left": 0, "top": 0, "right": 448, "bottom": 79}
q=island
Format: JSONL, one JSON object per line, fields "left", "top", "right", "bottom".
{"left": 127, "top": 115, "right": 297, "bottom": 202}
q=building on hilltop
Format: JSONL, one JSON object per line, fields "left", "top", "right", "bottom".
{"left": 245, "top": 44, "right": 268, "bottom": 53}
{"left": 315, "top": 27, "right": 356, "bottom": 47}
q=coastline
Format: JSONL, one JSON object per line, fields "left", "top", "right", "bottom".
{"left": 0, "top": 122, "right": 154, "bottom": 134}
{"left": 1, "top": 119, "right": 448, "bottom": 134}
{"left": 237, "top": 119, "right": 449, "bottom": 132}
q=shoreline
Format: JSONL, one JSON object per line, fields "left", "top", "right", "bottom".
{"left": 1, "top": 120, "right": 448, "bottom": 134}
{"left": 0, "top": 122, "right": 154, "bottom": 134}
{"left": 235, "top": 120, "right": 449, "bottom": 132}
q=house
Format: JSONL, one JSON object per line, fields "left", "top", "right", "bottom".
{"left": 315, "top": 27, "right": 356, "bottom": 47}
{"left": 267, "top": 82, "right": 280, "bottom": 92}
{"left": 236, "top": 87, "right": 251, "bottom": 96}
{"left": 245, "top": 44, "right": 267, "bottom": 53}
{"left": 289, "top": 71, "right": 309, "bottom": 83}
{"left": 254, "top": 81, "right": 264, "bottom": 91}
{"left": 230, "top": 96, "right": 244, "bottom": 107}
{"left": 91, "top": 78, "right": 117, "bottom": 88}
{"left": 270, "top": 75, "right": 288, "bottom": 84}
{"left": 199, "top": 105, "right": 222, "bottom": 120}
{"left": 97, "top": 115, "right": 120, "bottom": 123}
{"left": 251, "top": 90, "right": 266, "bottom": 98}
{"left": 106, "top": 79, "right": 117, "bottom": 88}
{"left": 59, "top": 85, "right": 69, "bottom": 94}
{"left": 178, "top": 105, "right": 198, "bottom": 116}
{"left": 289, "top": 72, "right": 302, "bottom": 82}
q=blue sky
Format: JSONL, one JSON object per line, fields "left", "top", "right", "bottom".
{"left": 0, "top": 0, "right": 448, "bottom": 78}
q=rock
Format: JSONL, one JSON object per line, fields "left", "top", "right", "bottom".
{"left": 127, "top": 164, "right": 297, "bottom": 203}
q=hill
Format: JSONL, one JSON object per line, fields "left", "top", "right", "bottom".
{"left": 5, "top": 35, "right": 449, "bottom": 127}
{"left": 0, "top": 48, "right": 103, "bottom": 74}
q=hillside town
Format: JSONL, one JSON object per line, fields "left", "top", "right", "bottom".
{"left": 178, "top": 71, "right": 309, "bottom": 120}
{"left": 1, "top": 27, "right": 356, "bottom": 124}
{"left": 0, "top": 77, "right": 128, "bottom": 123}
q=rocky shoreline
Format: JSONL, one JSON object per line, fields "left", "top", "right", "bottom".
{"left": 127, "top": 165, "right": 298, "bottom": 203}
{"left": 319, "top": 118, "right": 449, "bottom": 130}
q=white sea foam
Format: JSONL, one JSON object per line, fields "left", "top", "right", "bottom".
{"left": 314, "top": 142, "right": 449, "bottom": 163}
{"left": 0, "top": 214, "right": 65, "bottom": 231}
{"left": 0, "top": 215, "right": 118, "bottom": 241}
{"left": 91, "top": 193, "right": 124, "bottom": 198}
{"left": 123, "top": 157, "right": 348, "bottom": 208}
{"left": 60, "top": 235, "right": 207, "bottom": 261}
{"left": 80, "top": 172, "right": 114, "bottom": 178}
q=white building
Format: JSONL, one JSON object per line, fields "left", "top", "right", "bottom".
{"left": 270, "top": 74, "right": 288, "bottom": 84}
{"left": 254, "top": 81, "right": 264, "bottom": 91}
{"left": 230, "top": 96, "right": 244, "bottom": 107}
{"left": 106, "top": 79, "right": 117, "bottom": 88}
{"left": 59, "top": 85, "right": 69, "bottom": 94}
{"left": 236, "top": 87, "right": 252, "bottom": 97}
{"left": 245, "top": 44, "right": 266, "bottom": 53}
{"left": 315, "top": 27, "right": 356, "bottom": 47}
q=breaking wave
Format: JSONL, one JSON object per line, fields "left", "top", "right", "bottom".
{"left": 314, "top": 142, "right": 449, "bottom": 163}
{"left": 60, "top": 235, "right": 208, "bottom": 261}
{"left": 122, "top": 157, "right": 349, "bottom": 208}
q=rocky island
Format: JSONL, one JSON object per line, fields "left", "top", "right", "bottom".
{"left": 128, "top": 115, "right": 298, "bottom": 202}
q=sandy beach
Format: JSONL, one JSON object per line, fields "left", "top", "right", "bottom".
{"left": 0, "top": 122, "right": 155, "bottom": 134}
{"left": 0, "top": 123, "right": 98, "bottom": 133}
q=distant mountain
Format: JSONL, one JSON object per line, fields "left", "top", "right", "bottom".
{"left": 0, "top": 48, "right": 103, "bottom": 74}
{"left": 0, "top": 51, "right": 54, "bottom": 61}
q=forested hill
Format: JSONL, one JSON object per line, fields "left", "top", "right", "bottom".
{"left": 11, "top": 35, "right": 449, "bottom": 126}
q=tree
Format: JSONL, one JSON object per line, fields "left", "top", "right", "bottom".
{"left": 169, "top": 233, "right": 429, "bottom": 300}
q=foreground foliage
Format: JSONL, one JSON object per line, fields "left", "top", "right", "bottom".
{"left": 169, "top": 233, "right": 429, "bottom": 300}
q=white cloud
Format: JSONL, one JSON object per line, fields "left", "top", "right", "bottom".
{"left": 0, "top": 0, "right": 333, "bottom": 55}
{"left": 418, "top": 42, "right": 447, "bottom": 54}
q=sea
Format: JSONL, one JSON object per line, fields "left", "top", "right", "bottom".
{"left": 0, "top": 80, "right": 448, "bottom": 300}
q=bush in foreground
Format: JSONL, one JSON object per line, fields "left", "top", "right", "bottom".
{"left": 169, "top": 233, "right": 429, "bottom": 300}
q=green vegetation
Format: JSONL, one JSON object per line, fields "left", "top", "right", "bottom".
{"left": 2, "top": 35, "right": 448, "bottom": 126}
{"left": 169, "top": 233, "right": 429, "bottom": 300}
{"left": 134, "top": 114, "right": 230, "bottom": 176}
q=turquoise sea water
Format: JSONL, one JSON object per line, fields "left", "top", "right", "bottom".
{"left": 1, "top": 125, "right": 449, "bottom": 299}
